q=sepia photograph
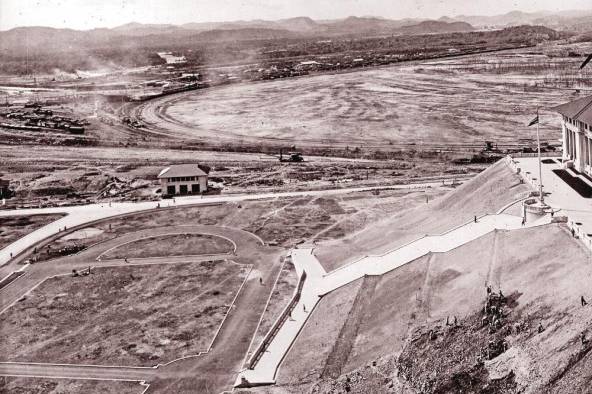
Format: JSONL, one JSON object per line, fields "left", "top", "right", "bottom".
{"left": 1, "top": 0, "right": 592, "bottom": 393}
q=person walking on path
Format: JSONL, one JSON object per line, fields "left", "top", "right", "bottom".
{"left": 582, "top": 296, "right": 588, "bottom": 307}
{"left": 303, "top": 304, "right": 307, "bottom": 313}
{"left": 474, "top": 216, "right": 477, "bottom": 223}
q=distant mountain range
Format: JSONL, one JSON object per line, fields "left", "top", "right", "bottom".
{"left": 106, "top": 9, "right": 592, "bottom": 35}
{"left": 441, "top": 9, "right": 592, "bottom": 31}
{"left": 0, "top": 9, "right": 590, "bottom": 58}
{"left": 108, "top": 16, "right": 474, "bottom": 37}
{"left": 0, "top": 17, "right": 475, "bottom": 56}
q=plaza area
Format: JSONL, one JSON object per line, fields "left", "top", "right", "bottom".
{"left": 509, "top": 156, "right": 592, "bottom": 245}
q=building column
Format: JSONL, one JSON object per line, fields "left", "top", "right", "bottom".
{"left": 582, "top": 135, "right": 587, "bottom": 166}
{"left": 575, "top": 131, "right": 580, "bottom": 170}
{"left": 588, "top": 137, "right": 592, "bottom": 173}
{"left": 585, "top": 136, "right": 589, "bottom": 167}
{"left": 584, "top": 136, "right": 588, "bottom": 166}
{"left": 576, "top": 131, "right": 579, "bottom": 160}
{"left": 578, "top": 132, "right": 586, "bottom": 172}
{"left": 562, "top": 122, "right": 568, "bottom": 161}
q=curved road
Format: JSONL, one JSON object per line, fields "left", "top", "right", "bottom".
{"left": 0, "top": 222, "right": 285, "bottom": 393}
{"left": 0, "top": 182, "right": 456, "bottom": 393}
{"left": 0, "top": 181, "right": 451, "bottom": 269}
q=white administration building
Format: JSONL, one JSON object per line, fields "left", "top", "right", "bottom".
{"left": 556, "top": 95, "right": 592, "bottom": 175}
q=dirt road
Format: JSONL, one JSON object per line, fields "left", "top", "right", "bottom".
{"left": 0, "top": 222, "right": 284, "bottom": 393}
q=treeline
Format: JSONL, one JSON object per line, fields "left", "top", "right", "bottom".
{"left": 0, "top": 48, "right": 165, "bottom": 75}
{"left": 259, "top": 26, "right": 565, "bottom": 60}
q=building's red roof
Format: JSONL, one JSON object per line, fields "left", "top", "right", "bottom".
{"left": 158, "top": 164, "right": 207, "bottom": 178}
{"left": 553, "top": 95, "right": 592, "bottom": 125}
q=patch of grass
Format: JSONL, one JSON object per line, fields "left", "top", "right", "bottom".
{"left": 0, "top": 377, "right": 143, "bottom": 394}
{"left": 101, "top": 233, "right": 234, "bottom": 259}
{"left": 0, "top": 214, "right": 64, "bottom": 250}
{"left": 1, "top": 261, "right": 248, "bottom": 366}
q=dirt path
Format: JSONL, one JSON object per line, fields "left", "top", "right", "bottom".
{"left": 0, "top": 224, "right": 262, "bottom": 316}
{"left": 321, "top": 275, "right": 381, "bottom": 379}
{"left": 0, "top": 362, "right": 155, "bottom": 381}
{"left": 0, "top": 221, "right": 285, "bottom": 394}
{"left": 145, "top": 249, "right": 284, "bottom": 393}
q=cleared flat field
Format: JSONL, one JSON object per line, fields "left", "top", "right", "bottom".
{"left": 101, "top": 233, "right": 234, "bottom": 259}
{"left": 147, "top": 52, "right": 574, "bottom": 147}
{"left": 0, "top": 214, "right": 64, "bottom": 250}
{"left": 0, "top": 261, "right": 248, "bottom": 366}
{"left": 0, "top": 377, "right": 144, "bottom": 394}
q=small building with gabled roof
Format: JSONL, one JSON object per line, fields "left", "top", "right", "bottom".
{"left": 158, "top": 164, "right": 208, "bottom": 196}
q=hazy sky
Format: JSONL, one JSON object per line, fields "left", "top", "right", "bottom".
{"left": 1, "top": 0, "right": 591, "bottom": 30}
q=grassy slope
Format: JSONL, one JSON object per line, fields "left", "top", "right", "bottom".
{"left": 274, "top": 279, "right": 363, "bottom": 388}
{"left": 246, "top": 260, "right": 298, "bottom": 366}
{"left": 268, "top": 224, "right": 592, "bottom": 393}
{"left": 0, "top": 214, "right": 64, "bottom": 250}
{"left": 315, "top": 159, "right": 530, "bottom": 271}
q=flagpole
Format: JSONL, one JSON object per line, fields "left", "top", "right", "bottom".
{"left": 536, "top": 107, "right": 544, "bottom": 203}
